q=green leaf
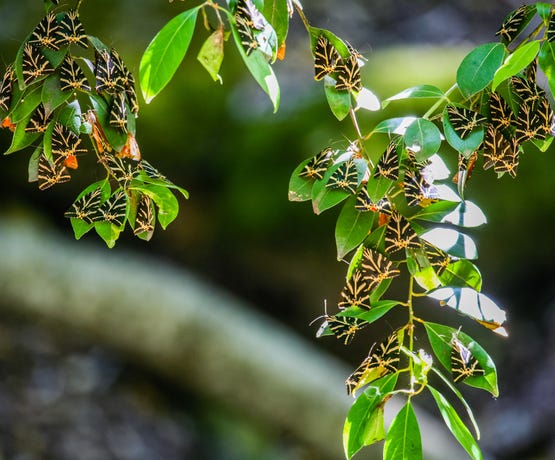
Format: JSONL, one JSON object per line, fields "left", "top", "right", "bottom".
{"left": 311, "top": 163, "right": 350, "bottom": 215}
{"left": 70, "top": 218, "right": 94, "bottom": 240}
{"left": 41, "top": 74, "right": 72, "bottom": 113}
{"left": 95, "top": 221, "right": 122, "bottom": 248}
{"left": 324, "top": 76, "right": 351, "bottom": 121}
{"left": 427, "top": 288, "right": 507, "bottom": 338}
{"left": 343, "top": 374, "right": 398, "bottom": 459}
{"left": 130, "top": 183, "right": 179, "bottom": 229}
{"left": 442, "top": 110, "right": 484, "bottom": 157}
{"left": 384, "top": 401, "right": 422, "bottom": 460}
{"left": 440, "top": 259, "right": 482, "bottom": 291}
{"left": 428, "top": 386, "right": 483, "bottom": 460}
{"left": 403, "top": 118, "right": 442, "bottom": 162}
{"left": 229, "top": 16, "right": 280, "bottom": 112}
{"left": 411, "top": 200, "right": 460, "bottom": 223}
{"left": 339, "top": 301, "right": 399, "bottom": 325}
{"left": 139, "top": 6, "right": 201, "bottom": 103}
{"left": 263, "top": 0, "right": 290, "bottom": 49}
{"left": 372, "top": 117, "right": 417, "bottom": 135}
{"left": 4, "top": 118, "right": 40, "bottom": 155}
{"left": 424, "top": 322, "right": 499, "bottom": 395}
{"left": 10, "top": 85, "right": 42, "bottom": 123}
{"left": 288, "top": 157, "right": 315, "bottom": 202}
{"left": 57, "top": 100, "right": 83, "bottom": 134}
{"left": 457, "top": 43, "right": 505, "bottom": 97}
{"left": 335, "top": 197, "right": 375, "bottom": 260}
{"left": 536, "top": 3, "right": 553, "bottom": 21}
{"left": 420, "top": 228, "right": 477, "bottom": 259}
{"left": 492, "top": 40, "right": 541, "bottom": 90}
{"left": 308, "top": 26, "right": 350, "bottom": 58}
{"left": 539, "top": 41, "right": 555, "bottom": 98}
{"left": 197, "top": 28, "right": 225, "bottom": 83}
{"left": 27, "top": 144, "right": 42, "bottom": 182}
{"left": 382, "top": 85, "right": 444, "bottom": 108}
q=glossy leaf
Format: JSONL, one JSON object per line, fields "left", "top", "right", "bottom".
{"left": 425, "top": 322, "right": 499, "bottom": 396}
{"left": 335, "top": 196, "right": 375, "bottom": 260}
{"left": 288, "top": 157, "right": 316, "bottom": 202}
{"left": 539, "top": 41, "right": 555, "bottom": 98}
{"left": 428, "top": 386, "right": 483, "bottom": 460}
{"left": 384, "top": 401, "right": 422, "bottom": 460}
{"left": 88, "top": 93, "right": 126, "bottom": 151}
{"left": 404, "top": 118, "right": 442, "bottom": 162}
{"left": 4, "top": 118, "right": 40, "bottom": 155}
{"left": 10, "top": 85, "right": 42, "bottom": 123}
{"left": 411, "top": 200, "right": 460, "bottom": 223}
{"left": 229, "top": 14, "right": 280, "bottom": 112}
{"left": 311, "top": 163, "right": 351, "bottom": 215}
{"left": 443, "top": 109, "right": 484, "bottom": 157}
{"left": 440, "top": 259, "right": 482, "bottom": 291}
{"left": 372, "top": 116, "right": 418, "bottom": 135}
{"left": 41, "top": 74, "right": 72, "bottom": 113}
{"left": 130, "top": 183, "right": 179, "bottom": 229}
{"left": 263, "top": 0, "right": 290, "bottom": 49}
{"left": 420, "top": 228, "right": 477, "bottom": 259}
{"left": 536, "top": 3, "right": 553, "bottom": 21}
{"left": 427, "top": 288, "right": 507, "bottom": 337}
{"left": 140, "top": 6, "right": 201, "bottom": 103}
{"left": 343, "top": 374, "right": 398, "bottom": 459}
{"left": 457, "top": 43, "right": 505, "bottom": 97}
{"left": 95, "top": 221, "right": 123, "bottom": 248}
{"left": 324, "top": 76, "right": 351, "bottom": 121}
{"left": 197, "top": 28, "right": 225, "bottom": 83}
{"left": 339, "top": 301, "right": 399, "bottom": 325}
{"left": 382, "top": 85, "right": 444, "bottom": 108}
{"left": 492, "top": 40, "right": 540, "bottom": 90}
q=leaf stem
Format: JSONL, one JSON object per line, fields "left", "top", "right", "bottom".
{"left": 422, "top": 83, "right": 458, "bottom": 119}
{"left": 294, "top": 3, "right": 311, "bottom": 32}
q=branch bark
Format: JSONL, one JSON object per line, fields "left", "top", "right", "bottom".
{"left": 0, "top": 216, "right": 465, "bottom": 459}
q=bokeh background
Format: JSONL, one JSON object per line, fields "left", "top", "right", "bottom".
{"left": 1, "top": 0, "right": 555, "bottom": 459}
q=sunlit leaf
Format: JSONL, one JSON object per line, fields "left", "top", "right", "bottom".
{"left": 420, "top": 228, "right": 477, "bottom": 259}
{"left": 384, "top": 401, "right": 422, "bottom": 460}
{"left": 457, "top": 43, "right": 505, "bottom": 97}
{"left": 324, "top": 75, "right": 351, "bottom": 121}
{"left": 404, "top": 118, "right": 442, "bottom": 162}
{"left": 343, "top": 374, "right": 398, "bottom": 459}
{"left": 492, "top": 40, "right": 540, "bottom": 90}
{"left": 335, "top": 196, "right": 375, "bottom": 260}
{"left": 441, "top": 201, "right": 487, "bottom": 227}
{"left": 440, "top": 259, "right": 482, "bottom": 291}
{"left": 427, "top": 288, "right": 507, "bottom": 337}
{"left": 428, "top": 386, "right": 483, "bottom": 460}
{"left": 197, "top": 27, "right": 225, "bottom": 83}
{"left": 140, "top": 6, "right": 201, "bottom": 103}
{"left": 382, "top": 84, "right": 444, "bottom": 108}
{"left": 372, "top": 116, "right": 418, "bottom": 135}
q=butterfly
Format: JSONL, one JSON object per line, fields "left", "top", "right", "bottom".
{"left": 355, "top": 187, "right": 392, "bottom": 214}
{"left": 25, "top": 103, "right": 52, "bottom": 133}
{"left": 488, "top": 91, "right": 515, "bottom": 132}
{"left": 59, "top": 56, "right": 91, "bottom": 92}
{"left": 134, "top": 194, "right": 155, "bottom": 237}
{"left": 373, "top": 141, "right": 399, "bottom": 181}
{"left": 335, "top": 53, "right": 362, "bottom": 93}
{"left": 384, "top": 211, "right": 419, "bottom": 254}
{"left": 98, "top": 189, "right": 127, "bottom": 227}
{"left": 109, "top": 92, "right": 128, "bottom": 132}
{"left": 446, "top": 105, "right": 487, "bottom": 139}
{"left": 423, "top": 242, "right": 452, "bottom": 276}
{"left": 511, "top": 76, "right": 546, "bottom": 106}
{"left": 235, "top": 14, "right": 260, "bottom": 56}
{"left": 56, "top": 10, "right": 88, "bottom": 48}
{"left": 360, "top": 248, "right": 400, "bottom": 290}
{"left": 482, "top": 125, "right": 519, "bottom": 178}
{"left": 140, "top": 159, "right": 168, "bottom": 181}
{"left": 64, "top": 187, "right": 104, "bottom": 223}
{"left": 298, "top": 147, "right": 332, "bottom": 181}
{"left": 29, "top": 12, "right": 62, "bottom": 50}
{"left": 313, "top": 35, "right": 340, "bottom": 81}
{"left": 451, "top": 337, "right": 485, "bottom": 383}
{"left": 495, "top": 4, "right": 534, "bottom": 45}
{"left": 124, "top": 71, "right": 139, "bottom": 115}
{"left": 22, "top": 43, "right": 54, "bottom": 85}
{"left": 0, "top": 65, "right": 15, "bottom": 112}
{"left": 338, "top": 270, "right": 370, "bottom": 310}
{"left": 326, "top": 160, "right": 359, "bottom": 194}
{"left": 514, "top": 99, "right": 552, "bottom": 143}
{"left": 345, "top": 332, "right": 400, "bottom": 396}
{"left": 403, "top": 169, "right": 438, "bottom": 207}
{"left": 325, "top": 315, "right": 367, "bottom": 345}
{"left": 95, "top": 49, "right": 125, "bottom": 95}
{"left": 453, "top": 151, "right": 478, "bottom": 189}
{"left": 235, "top": 0, "right": 266, "bottom": 30}
{"left": 37, "top": 153, "right": 71, "bottom": 190}
{"left": 102, "top": 154, "right": 141, "bottom": 187}
{"left": 51, "top": 123, "right": 87, "bottom": 168}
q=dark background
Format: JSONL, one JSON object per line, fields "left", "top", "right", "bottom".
{"left": 1, "top": 0, "right": 555, "bottom": 459}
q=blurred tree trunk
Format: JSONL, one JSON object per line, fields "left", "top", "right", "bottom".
{"left": 0, "top": 216, "right": 465, "bottom": 460}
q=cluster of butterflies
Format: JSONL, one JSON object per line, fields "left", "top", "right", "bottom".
{"left": 447, "top": 67, "right": 554, "bottom": 181}
{"left": 313, "top": 34, "right": 364, "bottom": 93}
{"left": 341, "top": 327, "right": 484, "bottom": 397}
{"left": 0, "top": 4, "right": 173, "bottom": 241}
